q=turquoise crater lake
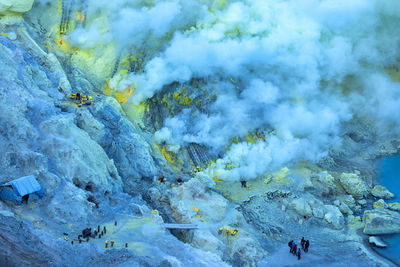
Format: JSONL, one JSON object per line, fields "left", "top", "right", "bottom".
{"left": 374, "top": 154, "right": 400, "bottom": 264}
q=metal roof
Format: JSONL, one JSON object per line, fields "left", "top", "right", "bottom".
{"left": 4, "top": 175, "right": 42, "bottom": 197}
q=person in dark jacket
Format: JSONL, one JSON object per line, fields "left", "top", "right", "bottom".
{"left": 305, "top": 240, "right": 310, "bottom": 252}
{"left": 301, "top": 237, "right": 305, "bottom": 249}
{"left": 288, "top": 240, "right": 294, "bottom": 253}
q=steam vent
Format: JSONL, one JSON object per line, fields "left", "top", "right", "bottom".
{"left": 1, "top": 0, "right": 400, "bottom": 266}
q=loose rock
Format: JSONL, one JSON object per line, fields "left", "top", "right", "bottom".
{"left": 371, "top": 185, "right": 395, "bottom": 200}
{"left": 338, "top": 173, "right": 370, "bottom": 199}
{"left": 373, "top": 199, "right": 388, "bottom": 209}
{"left": 388, "top": 202, "right": 400, "bottom": 212}
{"left": 368, "top": 236, "right": 387, "bottom": 248}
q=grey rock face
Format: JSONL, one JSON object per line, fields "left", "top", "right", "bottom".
{"left": 363, "top": 209, "right": 400, "bottom": 235}
{"left": 371, "top": 185, "right": 395, "bottom": 200}
{"left": 90, "top": 97, "right": 157, "bottom": 193}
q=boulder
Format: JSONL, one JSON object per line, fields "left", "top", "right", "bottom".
{"left": 192, "top": 230, "right": 223, "bottom": 254}
{"left": 373, "top": 199, "right": 388, "bottom": 209}
{"left": 324, "top": 205, "right": 344, "bottom": 229}
{"left": 338, "top": 195, "right": 356, "bottom": 207}
{"left": 371, "top": 185, "right": 395, "bottom": 200}
{"left": 368, "top": 236, "right": 387, "bottom": 248}
{"left": 291, "top": 198, "right": 312, "bottom": 217}
{"left": 347, "top": 215, "right": 364, "bottom": 229}
{"left": 357, "top": 199, "right": 367, "bottom": 206}
{"left": 309, "top": 199, "right": 325, "bottom": 219}
{"left": 229, "top": 237, "right": 265, "bottom": 267}
{"left": 335, "top": 201, "right": 353, "bottom": 215}
{"left": 388, "top": 202, "right": 400, "bottom": 212}
{"left": 338, "top": 173, "right": 370, "bottom": 199}
{"left": 310, "top": 171, "right": 336, "bottom": 196}
{"left": 0, "top": 0, "right": 34, "bottom": 14}
{"left": 363, "top": 209, "right": 400, "bottom": 235}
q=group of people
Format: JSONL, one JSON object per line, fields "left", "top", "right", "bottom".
{"left": 70, "top": 92, "right": 93, "bottom": 106}
{"left": 66, "top": 222, "right": 128, "bottom": 248}
{"left": 288, "top": 237, "right": 310, "bottom": 260}
{"left": 158, "top": 175, "right": 184, "bottom": 186}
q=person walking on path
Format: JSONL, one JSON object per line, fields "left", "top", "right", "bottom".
{"left": 297, "top": 247, "right": 302, "bottom": 260}
{"left": 305, "top": 240, "right": 309, "bottom": 252}
{"left": 288, "top": 240, "right": 294, "bottom": 253}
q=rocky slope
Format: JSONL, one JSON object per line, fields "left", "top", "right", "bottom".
{"left": 0, "top": 1, "right": 400, "bottom": 267}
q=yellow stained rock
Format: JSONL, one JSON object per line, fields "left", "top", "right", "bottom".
{"left": 115, "top": 88, "right": 134, "bottom": 104}
{"left": 160, "top": 145, "right": 176, "bottom": 164}
{"left": 385, "top": 67, "right": 400, "bottom": 82}
{"left": 76, "top": 11, "right": 85, "bottom": 21}
{"left": 213, "top": 177, "right": 223, "bottom": 182}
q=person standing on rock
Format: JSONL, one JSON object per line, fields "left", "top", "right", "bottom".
{"left": 297, "top": 247, "right": 301, "bottom": 260}
{"left": 305, "top": 240, "right": 309, "bottom": 252}
{"left": 288, "top": 240, "right": 294, "bottom": 253}
{"left": 292, "top": 243, "right": 297, "bottom": 255}
{"left": 301, "top": 237, "right": 305, "bottom": 249}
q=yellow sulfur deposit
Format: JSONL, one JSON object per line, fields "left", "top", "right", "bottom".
{"left": 245, "top": 132, "right": 258, "bottom": 144}
{"left": 173, "top": 91, "right": 193, "bottom": 105}
{"left": 385, "top": 67, "right": 400, "bottom": 82}
{"left": 160, "top": 145, "right": 176, "bottom": 164}
{"left": 116, "top": 88, "right": 134, "bottom": 104}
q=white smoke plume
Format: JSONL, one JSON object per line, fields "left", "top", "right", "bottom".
{"left": 69, "top": 0, "right": 400, "bottom": 181}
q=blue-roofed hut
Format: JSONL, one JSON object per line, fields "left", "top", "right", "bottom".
{"left": 0, "top": 175, "right": 43, "bottom": 204}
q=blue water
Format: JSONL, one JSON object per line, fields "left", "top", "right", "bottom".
{"left": 374, "top": 154, "right": 400, "bottom": 264}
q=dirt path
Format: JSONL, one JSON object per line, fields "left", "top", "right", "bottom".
{"left": 258, "top": 244, "right": 326, "bottom": 267}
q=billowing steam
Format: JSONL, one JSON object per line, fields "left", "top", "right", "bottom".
{"left": 70, "top": 0, "right": 400, "bottom": 182}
